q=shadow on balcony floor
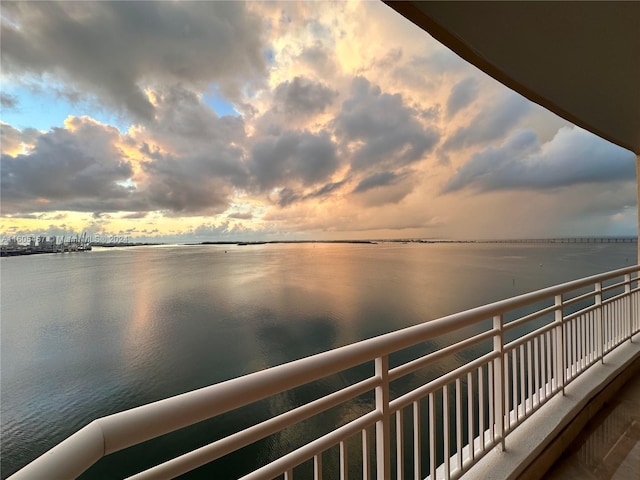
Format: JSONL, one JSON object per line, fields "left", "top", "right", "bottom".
{"left": 545, "top": 369, "right": 640, "bottom": 479}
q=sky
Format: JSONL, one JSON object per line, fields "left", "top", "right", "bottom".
{"left": 1, "top": 1, "right": 637, "bottom": 243}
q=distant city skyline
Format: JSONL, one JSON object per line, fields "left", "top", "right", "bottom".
{"left": 1, "top": 1, "right": 637, "bottom": 243}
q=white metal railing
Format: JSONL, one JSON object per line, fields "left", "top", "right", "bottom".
{"left": 9, "top": 266, "right": 640, "bottom": 480}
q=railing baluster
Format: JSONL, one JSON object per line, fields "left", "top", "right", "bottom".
{"left": 596, "top": 281, "right": 603, "bottom": 363}
{"left": 607, "top": 303, "right": 611, "bottom": 352}
{"left": 583, "top": 312, "right": 587, "bottom": 367}
{"left": 564, "top": 321, "right": 570, "bottom": 379}
{"left": 478, "top": 365, "right": 485, "bottom": 452}
{"left": 615, "top": 300, "right": 618, "bottom": 346}
{"left": 619, "top": 295, "right": 624, "bottom": 343}
{"left": 443, "top": 385, "right": 450, "bottom": 479}
{"left": 587, "top": 311, "right": 592, "bottom": 364}
{"left": 611, "top": 301, "right": 614, "bottom": 348}
{"left": 428, "top": 392, "right": 436, "bottom": 480}
{"left": 618, "top": 297, "right": 622, "bottom": 343}
{"left": 631, "top": 282, "right": 640, "bottom": 332}
{"left": 555, "top": 294, "right": 565, "bottom": 395}
{"left": 613, "top": 298, "right": 617, "bottom": 345}
{"left": 579, "top": 314, "right": 589, "bottom": 372}
{"left": 571, "top": 318, "right": 576, "bottom": 377}
{"left": 375, "top": 356, "right": 390, "bottom": 480}
{"left": 614, "top": 301, "right": 618, "bottom": 345}
{"left": 511, "top": 350, "right": 517, "bottom": 425}
{"left": 488, "top": 361, "right": 494, "bottom": 443}
{"left": 413, "top": 401, "right": 420, "bottom": 480}
{"left": 539, "top": 334, "right": 545, "bottom": 401}
{"left": 519, "top": 345, "right": 525, "bottom": 419}
{"left": 534, "top": 336, "right": 540, "bottom": 406}
{"left": 618, "top": 297, "right": 622, "bottom": 344}
{"left": 467, "top": 371, "right": 474, "bottom": 463}
{"left": 339, "top": 441, "right": 347, "bottom": 480}
{"left": 284, "top": 468, "right": 293, "bottom": 480}
{"left": 546, "top": 331, "right": 552, "bottom": 397}
{"left": 591, "top": 310, "right": 596, "bottom": 363}
{"left": 578, "top": 315, "right": 583, "bottom": 371}
{"left": 504, "top": 350, "right": 510, "bottom": 430}
{"left": 314, "top": 453, "right": 322, "bottom": 480}
{"left": 493, "top": 314, "right": 505, "bottom": 450}
{"left": 526, "top": 342, "right": 532, "bottom": 413}
{"left": 632, "top": 288, "right": 640, "bottom": 332}
{"left": 602, "top": 304, "right": 611, "bottom": 352}
{"left": 361, "top": 429, "right": 370, "bottom": 480}
{"left": 396, "top": 410, "right": 404, "bottom": 480}
{"left": 586, "top": 311, "right": 591, "bottom": 365}
{"left": 456, "top": 378, "right": 462, "bottom": 472}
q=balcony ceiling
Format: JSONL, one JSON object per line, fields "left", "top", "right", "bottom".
{"left": 385, "top": 1, "right": 640, "bottom": 154}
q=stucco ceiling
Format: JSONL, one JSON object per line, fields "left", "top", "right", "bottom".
{"left": 385, "top": 1, "right": 640, "bottom": 154}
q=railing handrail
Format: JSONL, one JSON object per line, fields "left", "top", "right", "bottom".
{"left": 9, "top": 264, "right": 640, "bottom": 479}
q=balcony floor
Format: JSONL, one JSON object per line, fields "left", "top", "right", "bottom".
{"left": 545, "top": 367, "right": 640, "bottom": 479}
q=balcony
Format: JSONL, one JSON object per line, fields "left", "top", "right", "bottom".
{"left": 10, "top": 265, "right": 640, "bottom": 479}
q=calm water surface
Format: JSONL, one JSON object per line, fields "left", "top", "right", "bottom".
{"left": 1, "top": 242, "right": 636, "bottom": 478}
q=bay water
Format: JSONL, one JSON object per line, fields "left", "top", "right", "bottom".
{"left": 1, "top": 242, "right": 636, "bottom": 478}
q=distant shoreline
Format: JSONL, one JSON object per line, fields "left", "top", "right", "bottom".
{"left": 0, "top": 242, "right": 163, "bottom": 258}
{"left": 195, "top": 237, "right": 638, "bottom": 246}
{"left": 2, "top": 237, "right": 637, "bottom": 258}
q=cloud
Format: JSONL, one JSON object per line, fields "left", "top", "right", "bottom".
{"left": 273, "top": 76, "right": 338, "bottom": 117}
{"left": 334, "top": 77, "right": 440, "bottom": 172}
{"left": 1, "top": 93, "right": 252, "bottom": 216}
{"left": 1, "top": 117, "right": 135, "bottom": 214}
{"left": 228, "top": 212, "right": 253, "bottom": 220}
{"left": 138, "top": 151, "right": 240, "bottom": 215}
{"left": 272, "top": 179, "right": 349, "bottom": 208}
{"left": 444, "top": 127, "right": 636, "bottom": 193}
{"left": 1, "top": 123, "right": 40, "bottom": 156}
{"left": 2, "top": 123, "right": 22, "bottom": 154}
{"left": 1, "top": 93, "right": 18, "bottom": 109}
{"left": 353, "top": 171, "right": 403, "bottom": 193}
{"left": 446, "top": 77, "right": 478, "bottom": 118}
{"left": 275, "top": 187, "right": 301, "bottom": 207}
{"left": 253, "top": 76, "right": 339, "bottom": 134}
{"left": 121, "top": 212, "right": 148, "bottom": 219}
{"left": 149, "top": 87, "right": 247, "bottom": 145}
{"left": 443, "top": 91, "right": 531, "bottom": 150}
{"left": 191, "top": 220, "right": 251, "bottom": 239}
{"left": 298, "top": 42, "right": 337, "bottom": 77}
{"left": 249, "top": 130, "right": 339, "bottom": 190}
{"left": 130, "top": 87, "right": 250, "bottom": 215}
{"left": 309, "top": 180, "right": 348, "bottom": 198}
{"left": 352, "top": 170, "right": 416, "bottom": 207}
{"left": 391, "top": 49, "right": 470, "bottom": 92}
{"left": 1, "top": 1, "right": 267, "bottom": 120}
{"left": 138, "top": 88, "right": 248, "bottom": 188}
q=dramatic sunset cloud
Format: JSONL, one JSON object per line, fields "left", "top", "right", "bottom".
{"left": 1, "top": 0, "right": 636, "bottom": 242}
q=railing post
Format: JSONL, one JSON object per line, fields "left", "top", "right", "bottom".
{"left": 625, "top": 274, "right": 633, "bottom": 343}
{"left": 596, "top": 282, "right": 604, "bottom": 363}
{"left": 554, "top": 295, "right": 565, "bottom": 396}
{"left": 375, "top": 356, "right": 390, "bottom": 480}
{"left": 492, "top": 315, "right": 505, "bottom": 452}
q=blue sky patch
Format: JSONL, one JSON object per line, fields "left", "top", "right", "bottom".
{"left": 203, "top": 89, "right": 239, "bottom": 117}
{"left": 0, "top": 85, "right": 131, "bottom": 132}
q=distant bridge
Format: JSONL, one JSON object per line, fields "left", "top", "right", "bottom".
{"left": 477, "top": 237, "right": 638, "bottom": 244}
{"left": 405, "top": 237, "right": 638, "bottom": 245}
